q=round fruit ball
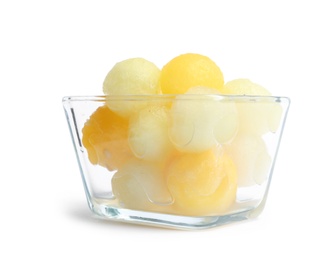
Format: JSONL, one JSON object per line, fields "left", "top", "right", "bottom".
{"left": 226, "top": 133, "right": 272, "bottom": 187}
{"left": 222, "top": 78, "right": 271, "bottom": 96}
{"left": 166, "top": 148, "right": 237, "bottom": 216}
{"left": 103, "top": 58, "right": 161, "bottom": 117}
{"left": 82, "top": 105, "right": 132, "bottom": 171}
{"left": 112, "top": 158, "right": 173, "bottom": 211}
{"left": 128, "top": 105, "right": 174, "bottom": 162}
{"left": 169, "top": 86, "right": 239, "bottom": 153}
{"left": 223, "top": 79, "right": 283, "bottom": 135}
{"left": 159, "top": 53, "right": 224, "bottom": 94}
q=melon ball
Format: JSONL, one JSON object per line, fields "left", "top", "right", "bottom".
{"left": 103, "top": 58, "right": 161, "bottom": 117}
{"left": 237, "top": 98, "right": 283, "bottom": 135}
{"left": 166, "top": 147, "right": 237, "bottom": 216}
{"left": 226, "top": 133, "right": 272, "bottom": 187}
{"left": 223, "top": 79, "right": 282, "bottom": 135}
{"left": 169, "top": 86, "right": 239, "bottom": 153}
{"left": 222, "top": 78, "right": 271, "bottom": 96}
{"left": 128, "top": 105, "right": 174, "bottom": 161}
{"left": 159, "top": 53, "right": 224, "bottom": 94}
{"left": 82, "top": 105, "right": 132, "bottom": 171}
{"left": 112, "top": 158, "right": 173, "bottom": 211}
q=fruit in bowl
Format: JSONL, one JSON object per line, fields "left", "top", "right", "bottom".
{"left": 63, "top": 53, "right": 290, "bottom": 229}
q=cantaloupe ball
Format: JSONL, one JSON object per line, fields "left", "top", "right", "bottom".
{"left": 166, "top": 147, "right": 237, "bottom": 216}
{"left": 159, "top": 53, "right": 224, "bottom": 94}
{"left": 223, "top": 79, "right": 282, "bottom": 135}
{"left": 128, "top": 105, "right": 174, "bottom": 161}
{"left": 226, "top": 133, "right": 272, "bottom": 187}
{"left": 103, "top": 58, "right": 161, "bottom": 117}
{"left": 112, "top": 158, "right": 173, "bottom": 211}
{"left": 82, "top": 105, "right": 132, "bottom": 171}
{"left": 169, "top": 86, "right": 239, "bottom": 153}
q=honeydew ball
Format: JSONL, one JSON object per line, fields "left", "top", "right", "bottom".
{"left": 223, "top": 79, "right": 282, "bottom": 135}
{"left": 169, "top": 86, "right": 239, "bottom": 153}
{"left": 226, "top": 133, "right": 272, "bottom": 187}
{"left": 128, "top": 105, "right": 174, "bottom": 161}
{"left": 103, "top": 58, "right": 161, "bottom": 117}
{"left": 222, "top": 78, "right": 271, "bottom": 96}
{"left": 112, "top": 158, "right": 173, "bottom": 211}
{"left": 238, "top": 98, "right": 283, "bottom": 135}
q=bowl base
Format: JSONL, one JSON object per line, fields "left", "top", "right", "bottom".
{"left": 89, "top": 201, "right": 258, "bottom": 230}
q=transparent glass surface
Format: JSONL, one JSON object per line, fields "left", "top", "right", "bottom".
{"left": 62, "top": 94, "right": 290, "bottom": 230}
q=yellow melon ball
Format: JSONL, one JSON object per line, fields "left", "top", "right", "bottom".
{"left": 159, "top": 53, "right": 224, "bottom": 94}
{"left": 82, "top": 105, "right": 132, "bottom": 171}
{"left": 103, "top": 58, "right": 161, "bottom": 117}
{"left": 169, "top": 86, "right": 239, "bottom": 153}
{"left": 112, "top": 158, "right": 173, "bottom": 211}
{"left": 166, "top": 148, "right": 237, "bottom": 216}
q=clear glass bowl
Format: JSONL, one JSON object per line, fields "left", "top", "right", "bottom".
{"left": 62, "top": 94, "right": 290, "bottom": 230}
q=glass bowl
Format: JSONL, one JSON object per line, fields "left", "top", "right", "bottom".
{"left": 62, "top": 94, "right": 290, "bottom": 230}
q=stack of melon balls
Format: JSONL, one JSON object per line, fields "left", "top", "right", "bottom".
{"left": 82, "top": 53, "right": 282, "bottom": 216}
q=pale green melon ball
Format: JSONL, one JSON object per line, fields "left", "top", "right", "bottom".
{"left": 111, "top": 158, "right": 173, "bottom": 210}
{"left": 226, "top": 133, "right": 272, "bottom": 187}
{"left": 128, "top": 105, "right": 174, "bottom": 161}
{"left": 103, "top": 58, "right": 161, "bottom": 117}
{"left": 169, "top": 86, "right": 239, "bottom": 153}
{"left": 223, "top": 79, "right": 282, "bottom": 135}
{"left": 222, "top": 78, "right": 271, "bottom": 96}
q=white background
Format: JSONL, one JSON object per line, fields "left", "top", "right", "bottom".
{"left": 1, "top": 0, "right": 329, "bottom": 259}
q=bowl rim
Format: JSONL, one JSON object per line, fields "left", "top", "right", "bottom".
{"left": 62, "top": 94, "right": 290, "bottom": 104}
